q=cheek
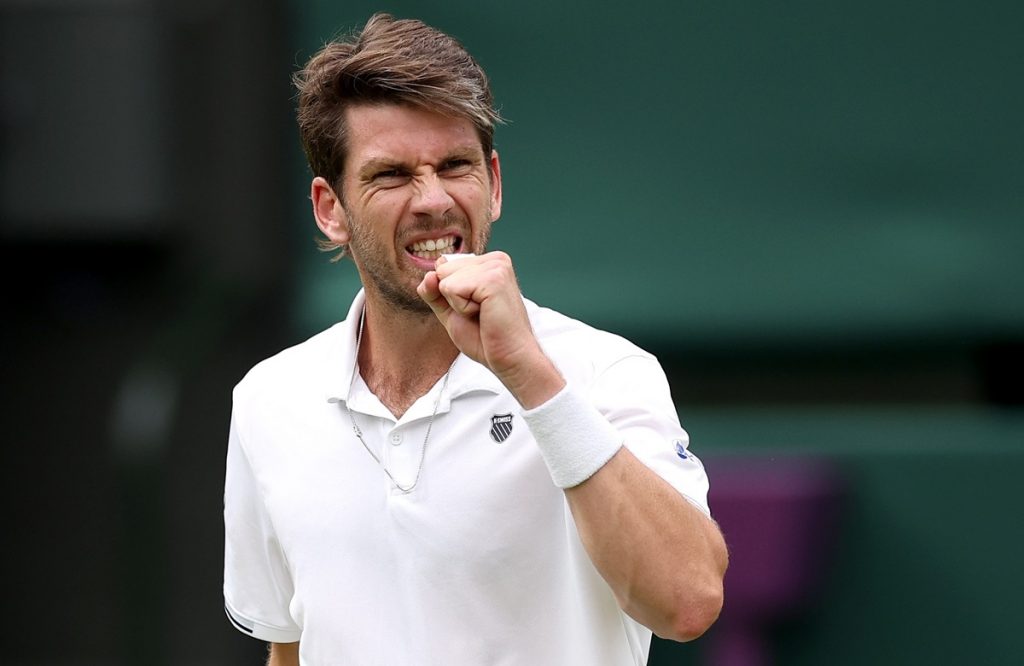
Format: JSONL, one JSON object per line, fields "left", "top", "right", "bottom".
{"left": 374, "top": 196, "right": 412, "bottom": 228}
{"left": 352, "top": 198, "right": 403, "bottom": 233}
{"left": 452, "top": 182, "right": 493, "bottom": 215}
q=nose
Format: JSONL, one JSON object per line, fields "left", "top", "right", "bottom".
{"left": 410, "top": 172, "right": 454, "bottom": 218}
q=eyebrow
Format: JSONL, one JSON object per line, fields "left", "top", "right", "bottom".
{"left": 440, "top": 146, "right": 483, "bottom": 162}
{"left": 357, "top": 158, "right": 408, "bottom": 180}
{"left": 356, "top": 146, "right": 484, "bottom": 180}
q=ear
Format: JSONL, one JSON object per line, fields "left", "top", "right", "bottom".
{"left": 311, "top": 176, "right": 350, "bottom": 245}
{"left": 488, "top": 150, "right": 503, "bottom": 222}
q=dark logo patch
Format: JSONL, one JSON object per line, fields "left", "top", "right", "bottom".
{"left": 489, "top": 413, "right": 514, "bottom": 443}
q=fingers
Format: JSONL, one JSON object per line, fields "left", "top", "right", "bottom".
{"left": 416, "top": 270, "right": 453, "bottom": 321}
{"left": 432, "top": 253, "right": 494, "bottom": 316}
{"left": 423, "top": 251, "right": 542, "bottom": 380}
{"left": 418, "top": 264, "right": 482, "bottom": 318}
{"left": 446, "top": 291, "right": 481, "bottom": 316}
{"left": 423, "top": 251, "right": 519, "bottom": 322}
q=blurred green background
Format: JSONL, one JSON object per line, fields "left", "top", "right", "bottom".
{"left": 1, "top": 0, "right": 1021, "bottom": 664}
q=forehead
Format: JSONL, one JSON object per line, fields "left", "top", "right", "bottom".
{"left": 343, "top": 104, "right": 483, "bottom": 168}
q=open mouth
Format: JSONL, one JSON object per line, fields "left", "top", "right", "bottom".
{"left": 407, "top": 234, "right": 463, "bottom": 262}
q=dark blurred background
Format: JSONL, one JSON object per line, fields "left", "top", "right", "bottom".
{"left": 2, "top": 1, "right": 1021, "bottom": 664}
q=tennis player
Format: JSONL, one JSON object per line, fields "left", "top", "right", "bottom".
{"left": 224, "top": 13, "right": 727, "bottom": 665}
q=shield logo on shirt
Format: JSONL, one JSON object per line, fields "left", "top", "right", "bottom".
{"left": 489, "top": 413, "right": 514, "bottom": 443}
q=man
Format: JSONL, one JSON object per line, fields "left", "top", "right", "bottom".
{"left": 224, "top": 13, "right": 727, "bottom": 666}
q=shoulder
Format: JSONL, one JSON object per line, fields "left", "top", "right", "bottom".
{"left": 525, "top": 299, "right": 656, "bottom": 382}
{"left": 233, "top": 321, "right": 347, "bottom": 408}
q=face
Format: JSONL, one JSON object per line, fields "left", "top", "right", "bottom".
{"left": 312, "top": 104, "right": 502, "bottom": 314}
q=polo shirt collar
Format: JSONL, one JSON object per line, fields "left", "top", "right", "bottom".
{"left": 323, "top": 289, "right": 505, "bottom": 408}
{"left": 323, "top": 289, "right": 366, "bottom": 406}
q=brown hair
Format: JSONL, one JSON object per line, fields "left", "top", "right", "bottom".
{"left": 294, "top": 12, "right": 501, "bottom": 191}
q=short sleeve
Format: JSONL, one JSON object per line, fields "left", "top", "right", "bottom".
{"left": 223, "top": 408, "right": 303, "bottom": 643}
{"left": 588, "top": 355, "right": 711, "bottom": 515}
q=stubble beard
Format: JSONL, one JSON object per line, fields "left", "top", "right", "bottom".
{"left": 346, "top": 208, "right": 493, "bottom": 316}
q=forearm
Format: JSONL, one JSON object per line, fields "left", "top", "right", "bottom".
{"left": 565, "top": 447, "right": 727, "bottom": 642}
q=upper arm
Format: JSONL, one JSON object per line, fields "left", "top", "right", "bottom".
{"left": 267, "top": 642, "right": 299, "bottom": 666}
{"left": 224, "top": 408, "right": 301, "bottom": 642}
{"left": 588, "top": 353, "right": 711, "bottom": 513}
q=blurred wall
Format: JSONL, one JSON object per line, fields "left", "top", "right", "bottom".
{"left": 2, "top": 0, "right": 293, "bottom": 663}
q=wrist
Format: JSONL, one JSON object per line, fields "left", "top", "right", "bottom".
{"left": 495, "top": 347, "right": 565, "bottom": 409}
{"left": 521, "top": 385, "right": 623, "bottom": 488}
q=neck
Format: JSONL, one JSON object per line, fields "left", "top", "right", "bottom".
{"left": 356, "top": 295, "right": 459, "bottom": 418}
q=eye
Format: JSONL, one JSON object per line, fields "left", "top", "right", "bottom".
{"left": 372, "top": 169, "right": 409, "bottom": 186}
{"left": 441, "top": 159, "right": 473, "bottom": 175}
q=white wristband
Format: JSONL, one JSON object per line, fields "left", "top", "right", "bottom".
{"left": 521, "top": 385, "right": 623, "bottom": 488}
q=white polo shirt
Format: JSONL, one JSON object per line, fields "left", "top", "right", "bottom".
{"left": 224, "top": 291, "right": 710, "bottom": 665}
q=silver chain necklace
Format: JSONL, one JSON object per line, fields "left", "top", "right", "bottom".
{"left": 344, "top": 307, "right": 456, "bottom": 493}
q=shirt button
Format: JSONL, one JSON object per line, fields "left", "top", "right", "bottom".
{"left": 389, "top": 431, "right": 403, "bottom": 446}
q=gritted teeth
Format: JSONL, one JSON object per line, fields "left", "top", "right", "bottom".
{"left": 410, "top": 235, "right": 456, "bottom": 252}
{"left": 408, "top": 235, "right": 460, "bottom": 260}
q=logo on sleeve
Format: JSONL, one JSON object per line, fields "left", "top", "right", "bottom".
{"left": 674, "top": 439, "right": 689, "bottom": 460}
{"left": 489, "top": 414, "right": 514, "bottom": 443}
